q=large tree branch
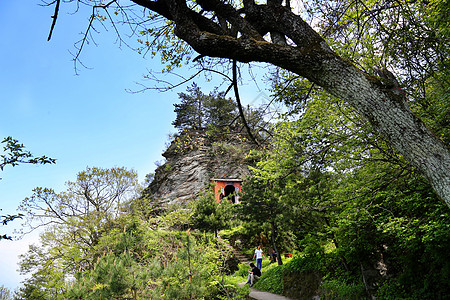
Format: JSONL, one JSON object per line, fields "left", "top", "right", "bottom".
{"left": 132, "top": 0, "right": 226, "bottom": 35}
{"left": 196, "top": 0, "right": 263, "bottom": 39}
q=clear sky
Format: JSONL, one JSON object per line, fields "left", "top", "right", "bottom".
{"left": 0, "top": 1, "right": 179, "bottom": 290}
{"left": 0, "top": 1, "right": 270, "bottom": 291}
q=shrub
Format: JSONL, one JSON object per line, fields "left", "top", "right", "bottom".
{"left": 319, "top": 280, "right": 368, "bottom": 300}
{"left": 253, "top": 265, "right": 285, "bottom": 294}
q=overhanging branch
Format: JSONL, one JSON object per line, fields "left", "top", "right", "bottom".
{"left": 232, "top": 60, "right": 259, "bottom": 145}
{"left": 47, "top": 0, "right": 61, "bottom": 41}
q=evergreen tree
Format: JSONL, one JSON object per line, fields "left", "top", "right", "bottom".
{"left": 190, "top": 190, "right": 234, "bottom": 237}
{"left": 172, "top": 83, "right": 237, "bottom": 131}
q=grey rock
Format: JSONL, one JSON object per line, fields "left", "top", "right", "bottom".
{"left": 142, "top": 129, "right": 253, "bottom": 207}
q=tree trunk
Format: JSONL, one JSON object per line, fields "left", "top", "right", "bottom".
{"left": 134, "top": 0, "right": 450, "bottom": 207}
{"left": 271, "top": 221, "right": 283, "bottom": 266}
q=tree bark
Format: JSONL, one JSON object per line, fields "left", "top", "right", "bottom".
{"left": 133, "top": 0, "right": 450, "bottom": 207}
{"left": 270, "top": 221, "right": 283, "bottom": 266}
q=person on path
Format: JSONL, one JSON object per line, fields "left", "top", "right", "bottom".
{"left": 246, "top": 262, "right": 261, "bottom": 287}
{"left": 252, "top": 244, "right": 264, "bottom": 270}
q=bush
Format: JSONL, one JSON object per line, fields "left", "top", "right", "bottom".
{"left": 219, "top": 225, "right": 245, "bottom": 247}
{"left": 233, "top": 262, "right": 253, "bottom": 279}
{"left": 213, "top": 277, "right": 250, "bottom": 300}
{"left": 253, "top": 265, "right": 285, "bottom": 294}
{"left": 319, "top": 280, "right": 368, "bottom": 300}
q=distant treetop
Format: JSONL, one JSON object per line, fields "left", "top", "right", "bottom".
{"left": 172, "top": 83, "right": 238, "bottom": 131}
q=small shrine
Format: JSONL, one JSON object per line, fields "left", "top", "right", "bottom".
{"left": 210, "top": 178, "right": 242, "bottom": 204}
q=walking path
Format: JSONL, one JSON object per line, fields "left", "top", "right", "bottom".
{"left": 219, "top": 236, "right": 295, "bottom": 300}
{"left": 249, "top": 288, "right": 293, "bottom": 300}
{"left": 237, "top": 282, "right": 294, "bottom": 300}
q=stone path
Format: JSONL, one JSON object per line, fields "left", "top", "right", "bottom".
{"left": 219, "top": 237, "right": 295, "bottom": 300}
{"left": 237, "top": 282, "right": 294, "bottom": 300}
{"left": 249, "top": 288, "right": 294, "bottom": 300}
{"left": 217, "top": 236, "right": 250, "bottom": 264}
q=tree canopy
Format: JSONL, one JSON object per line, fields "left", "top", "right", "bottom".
{"left": 232, "top": 79, "right": 450, "bottom": 297}
{"left": 16, "top": 166, "right": 139, "bottom": 295}
{"left": 172, "top": 83, "right": 237, "bottom": 130}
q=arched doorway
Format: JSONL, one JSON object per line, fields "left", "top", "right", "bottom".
{"left": 224, "top": 184, "right": 236, "bottom": 203}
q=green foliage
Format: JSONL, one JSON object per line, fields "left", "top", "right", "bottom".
{"left": 67, "top": 216, "right": 159, "bottom": 299}
{"left": 238, "top": 175, "right": 297, "bottom": 256}
{"left": 219, "top": 225, "right": 245, "bottom": 241}
{"left": 219, "top": 225, "right": 247, "bottom": 250}
{"left": 14, "top": 3, "right": 450, "bottom": 291}
{"left": 1, "top": 136, "right": 55, "bottom": 240}
{"left": 68, "top": 252, "right": 149, "bottom": 299}
{"left": 128, "top": 194, "right": 163, "bottom": 220}
{"left": 214, "top": 277, "right": 250, "bottom": 300}
{"left": 211, "top": 141, "right": 247, "bottom": 162}
{"left": 13, "top": 273, "right": 51, "bottom": 300}
{"left": 169, "top": 130, "right": 207, "bottom": 154}
{"left": 319, "top": 280, "right": 367, "bottom": 300}
{"left": 284, "top": 256, "right": 326, "bottom": 275}
{"left": 160, "top": 232, "right": 213, "bottom": 299}
{"left": 253, "top": 264, "right": 285, "bottom": 294}
{"left": 232, "top": 262, "right": 254, "bottom": 279}
{"left": 17, "top": 167, "right": 140, "bottom": 296}
{"left": 136, "top": 19, "right": 192, "bottom": 73}
{"left": 159, "top": 204, "right": 191, "bottom": 230}
{"left": 190, "top": 189, "right": 234, "bottom": 236}
{"left": 172, "top": 83, "right": 237, "bottom": 131}
{"left": 171, "top": 83, "right": 268, "bottom": 147}
{"left": 414, "top": 70, "right": 450, "bottom": 145}
{"left": 247, "top": 44, "right": 450, "bottom": 297}
{"left": 0, "top": 285, "right": 13, "bottom": 300}
{"left": 0, "top": 136, "right": 56, "bottom": 174}
{"left": 59, "top": 210, "right": 240, "bottom": 300}
{"left": 148, "top": 230, "right": 238, "bottom": 299}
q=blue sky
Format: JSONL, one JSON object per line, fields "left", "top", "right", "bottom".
{"left": 0, "top": 1, "right": 271, "bottom": 290}
{"left": 0, "top": 1, "right": 178, "bottom": 290}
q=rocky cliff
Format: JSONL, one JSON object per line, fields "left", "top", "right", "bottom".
{"left": 142, "top": 129, "right": 256, "bottom": 207}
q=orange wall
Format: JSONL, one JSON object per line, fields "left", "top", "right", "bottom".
{"left": 212, "top": 180, "right": 242, "bottom": 203}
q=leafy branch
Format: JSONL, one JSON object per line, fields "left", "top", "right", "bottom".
{"left": 1, "top": 136, "right": 56, "bottom": 240}
{"left": 1, "top": 136, "right": 56, "bottom": 177}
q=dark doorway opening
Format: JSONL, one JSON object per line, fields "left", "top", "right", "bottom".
{"left": 224, "top": 185, "right": 236, "bottom": 203}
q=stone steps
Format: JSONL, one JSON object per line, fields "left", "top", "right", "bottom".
{"left": 218, "top": 236, "right": 251, "bottom": 264}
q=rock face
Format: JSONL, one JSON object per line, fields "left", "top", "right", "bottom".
{"left": 142, "top": 129, "right": 253, "bottom": 207}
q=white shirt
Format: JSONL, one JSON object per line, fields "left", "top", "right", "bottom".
{"left": 255, "top": 248, "right": 263, "bottom": 259}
